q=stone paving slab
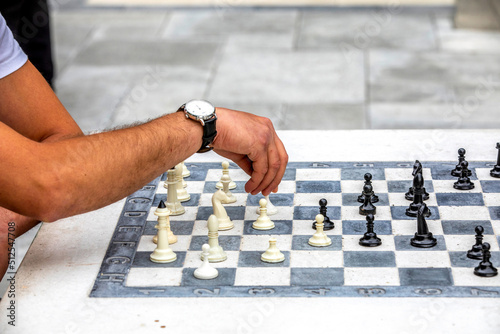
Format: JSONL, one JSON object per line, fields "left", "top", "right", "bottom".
{"left": 297, "top": 11, "right": 437, "bottom": 51}
{"left": 208, "top": 49, "right": 364, "bottom": 104}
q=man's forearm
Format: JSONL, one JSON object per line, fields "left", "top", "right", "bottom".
{"left": 0, "top": 111, "right": 202, "bottom": 222}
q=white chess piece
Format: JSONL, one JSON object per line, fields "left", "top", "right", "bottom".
{"left": 216, "top": 161, "right": 236, "bottom": 190}
{"left": 255, "top": 195, "right": 277, "bottom": 215}
{"left": 152, "top": 200, "right": 177, "bottom": 245}
{"left": 150, "top": 206, "right": 177, "bottom": 263}
{"left": 309, "top": 214, "right": 332, "bottom": 247}
{"left": 194, "top": 244, "right": 219, "bottom": 280}
{"left": 212, "top": 189, "right": 233, "bottom": 230}
{"left": 252, "top": 198, "right": 275, "bottom": 230}
{"left": 175, "top": 164, "right": 190, "bottom": 202}
{"left": 261, "top": 237, "right": 285, "bottom": 263}
{"left": 201, "top": 215, "right": 227, "bottom": 262}
{"left": 221, "top": 173, "right": 237, "bottom": 204}
{"left": 181, "top": 161, "right": 190, "bottom": 178}
{"left": 165, "top": 169, "right": 185, "bottom": 215}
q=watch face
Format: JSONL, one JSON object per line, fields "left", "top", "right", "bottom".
{"left": 185, "top": 100, "right": 215, "bottom": 119}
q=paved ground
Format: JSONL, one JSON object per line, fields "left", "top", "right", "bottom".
{"left": 50, "top": 6, "right": 500, "bottom": 132}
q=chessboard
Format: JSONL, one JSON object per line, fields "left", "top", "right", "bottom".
{"left": 90, "top": 161, "right": 500, "bottom": 298}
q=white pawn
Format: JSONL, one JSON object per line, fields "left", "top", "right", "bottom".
{"left": 221, "top": 173, "right": 237, "bottom": 204}
{"left": 150, "top": 205, "right": 177, "bottom": 263}
{"left": 309, "top": 214, "right": 332, "bottom": 247}
{"left": 216, "top": 161, "right": 236, "bottom": 190}
{"left": 261, "top": 237, "right": 285, "bottom": 263}
{"left": 194, "top": 244, "right": 219, "bottom": 280}
{"left": 255, "top": 195, "right": 277, "bottom": 215}
{"left": 212, "top": 189, "right": 234, "bottom": 230}
{"left": 252, "top": 198, "right": 275, "bottom": 230}
{"left": 152, "top": 200, "right": 177, "bottom": 245}
{"left": 202, "top": 215, "right": 227, "bottom": 262}
{"left": 181, "top": 161, "right": 190, "bottom": 178}
{"left": 175, "top": 164, "right": 190, "bottom": 202}
{"left": 165, "top": 169, "right": 185, "bottom": 215}
{"left": 175, "top": 163, "right": 188, "bottom": 188}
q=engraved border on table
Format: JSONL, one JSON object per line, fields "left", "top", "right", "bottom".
{"left": 90, "top": 161, "right": 500, "bottom": 298}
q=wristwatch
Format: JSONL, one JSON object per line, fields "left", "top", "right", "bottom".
{"left": 178, "top": 99, "right": 217, "bottom": 153}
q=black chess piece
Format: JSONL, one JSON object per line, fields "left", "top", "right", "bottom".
{"left": 406, "top": 161, "right": 432, "bottom": 218}
{"left": 357, "top": 173, "right": 379, "bottom": 203}
{"left": 451, "top": 148, "right": 472, "bottom": 177}
{"left": 467, "top": 226, "right": 484, "bottom": 260}
{"left": 359, "top": 213, "right": 382, "bottom": 247}
{"left": 405, "top": 161, "right": 429, "bottom": 201}
{"left": 453, "top": 161, "right": 475, "bottom": 190}
{"left": 359, "top": 184, "right": 376, "bottom": 215}
{"left": 474, "top": 243, "right": 498, "bottom": 277}
{"left": 312, "top": 198, "right": 335, "bottom": 231}
{"left": 490, "top": 143, "right": 500, "bottom": 178}
{"left": 410, "top": 204, "right": 437, "bottom": 248}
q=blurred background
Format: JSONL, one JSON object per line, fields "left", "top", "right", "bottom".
{"left": 45, "top": 0, "right": 500, "bottom": 132}
{"left": 1, "top": 0, "right": 500, "bottom": 295}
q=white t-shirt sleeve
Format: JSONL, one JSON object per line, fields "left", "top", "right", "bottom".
{"left": 0, "top": 13, "right": 28, "bottom": 79}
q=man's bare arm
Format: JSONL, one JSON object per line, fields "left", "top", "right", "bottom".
{"left": 0, "top": 62, "right": 288, "bottom": 222}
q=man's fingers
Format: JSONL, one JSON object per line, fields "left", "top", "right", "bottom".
{"left": 244, "top": 151, "right": 269, "bottom": 195}
{"left": 262, "top": 136, "right": 288, "bottom": 195}
{"left": 252, "top": 140, "right": 281, "bottom": 196}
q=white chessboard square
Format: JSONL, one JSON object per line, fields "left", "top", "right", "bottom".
{"left": 444, "top": 235, "right": 500, "bottom": 252}
{"left": 295, "top": 168, "right": 341, "bottom": 181}
{"left": 191, "top": 220, "right": 244, "bottom": 236}
{"left": 276, "top": 180, "right": 296, "bottom": 193}
{"left": 292, "top": 220, "right": 342, "bottom": 235}
{"left": 198, "top": 193, "right": 249, "bottom": 206}
{"left": 344, "top": 268, "right": 400, "bottom": 286}
{"left": 184, "top": 181, "right": 206, "bottom": 194}
{"left": 342, "top": 235, "right": 396, "bottom": 251}
{"left": 482, "top": 193, "right": 500, "bottom": 207}
{"left": 492, "top": 220, "right": 500, "bottom": 236}
{"left": 289, "top": 250, "right": 343, "bottom": 268}
{"left": 205, "top": 168, "right": 250, "bottom": 182}
{"left": 156, "top": 182, "right": 168, "bottom": 194}
{"left": 126, "top": 268, "right": 183, "bottom": 287}
{"left": 137, "top": 235, "right": 192, "bottom": 252}
{"left": 475, "top": 168, "right": 500, "bottom": 180}
{"left": 183, "top": 251, "right": 239, "bottom": 268}
{"left": 240, "top": 235, "right": 292, "bottom": 251}
{"left": 432, "top": 180, "right": 483, "bottom": 193}
{"left": 384, "top": 168, "right": 432, "bottom": 181}
{"left": 340, "top": 180, "right": 388, "bottom": 194}
{"left": 391, "top": 220, "right": 443, "bottom": 236}
{"left": 234, "top": 268, "right": 291, "bottom": 286}
{"left": 452, "top": 268, "right": 500, "bottom": 286}
{"left": 341, "top": 206, "right": 391, "bottom": 220}
{"left": 439, "top": 206, "right": 490, "bottom": 220}
{"left": 244, "top": 206, "right": 294, "bottom": 221}
{"left": 147, "top": 206, "right": 197, "bottom": 221}
{"left": 395, "top": 251, "right": 451, "bottom": 268}
{"left": 388, "top": 192, "right": 438, "bottom": 206}
{"left": 293, "top": 193, "right": 342, "bottom": 207}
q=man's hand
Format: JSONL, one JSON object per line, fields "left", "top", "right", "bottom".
{"left": 212, "top": 108, "right": 288, "bottom": 196}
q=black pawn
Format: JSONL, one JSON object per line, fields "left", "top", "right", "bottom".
{"left": 406, "top": 162, "right": 431, "bottom": 218}
{"left": 359, "top": 213, "right": 382, "bottom": 247}
{"left": 357, "top": 173, "right": 379, "bottom": 203}
{"left": 451, "top": 148, "right": 472, "bottom": 177}
{"left": 410, "top": 204, "right": 437, "bottom": 248}
{"left": 467, "top": 226, "right": 484, "bottom": 260}
{"left": 474, "top": 243, "right": 498, "bottom": 277}
{"left": 453, "top": 161, "right": 474, "bottom": 190}
{"left": 490, "top": 143, "right": 500, "bottom": 178}
{"left": 359, "top": 184, "right": 376, "bottom": 216}
{"left": 312, "top": 198, "right": 335, "bottom": 231}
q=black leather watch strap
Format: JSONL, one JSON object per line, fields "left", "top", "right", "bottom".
{"left": 197, "top": 116, "right": 217, "bottom": 153}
